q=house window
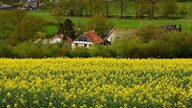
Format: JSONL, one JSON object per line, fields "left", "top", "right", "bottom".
{"left": 79, "top": 37, "right": 82, "bottom": 41}
{"left": 80, "top": 37, "right": 87, "bottom": 41}
{"left": 83, "top": 37, "right": 87, "bottom": 41}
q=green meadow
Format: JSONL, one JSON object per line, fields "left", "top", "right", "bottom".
{"left": 29, "top": 10, "right": 192, "bottom": 37}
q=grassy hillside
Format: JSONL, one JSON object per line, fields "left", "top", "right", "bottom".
{"left": 28, "top": 10, "right": 192, "bottom": 37}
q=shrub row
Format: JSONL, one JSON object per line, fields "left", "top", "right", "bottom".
{"left": 1, "top": 31, "right": 192, "bottom": 58}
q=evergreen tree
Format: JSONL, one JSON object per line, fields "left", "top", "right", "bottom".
{"left": 58, "top": 19, "right": 76, "bottom": 40}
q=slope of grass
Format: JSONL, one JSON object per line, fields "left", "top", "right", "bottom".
{"left": 29, "top": 10, "right": 192, "bottom": 36}
{"left": 44, "top": 25, "right": 57, "bottom": 37}
{"left": 111, "top": 18, "right": 192, "bottom": 32}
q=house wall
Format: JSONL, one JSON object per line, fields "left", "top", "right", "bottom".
{"left": 107, "top": 33, "right": 114, "bottom": 42}
{"left": 50, "top": 38, "right": 62, "bottom": 44}
{"left": 72, "top": 41, "right": 93, "bottom": 48}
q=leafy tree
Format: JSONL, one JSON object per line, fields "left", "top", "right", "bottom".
{"left": 12, "top": 15, "right": 46, "bottom": 45}
{"left": 71, "top": 0, "right": 85, "bottom": 16}
{"left": 131, "top": 0, "right": 147, "bottom": 18}
{"left": 50, "top": 0, "right": 66, "bottom": 23}
{"left": 146, "top": 0, "right": 161, "bottom": 17}
{"left": 178, "top": 4, "right": 188, "bottom": 17}
{"left": 104, "top": 0, "right": 110, "bottom": 17}
{"left": 96, "top": 0, "right": 111, "bottom": 17}
{"left": 83, "top": 0, "right": 92, "bottom": 16}
{"left": 74, "top": 21, "right": 85, "bottom": 36}
{"left": 136, "top": 24, "right": 165, "bottom": 42}
{"left": 51, "top": 0, "right": 86, "bottom": 16}
{"left": 85, "top": 15, "right": 114, "bottom": 38}
{"left": 7, "top": 9, "right": 26, "bottom": 26}
{"left": 91, "top": 0, "right": 106, "bottom": 15}
{"left": 158, "top": 0, "right": 178, "bottom": 18}
{"left": 188, "top": 4, "right": 192, "bottom": 16}
{"left": 50, "top": 0, "right": 111, "bottom": 17}
{"left": 131, "top": 0, "right": 160, "bottom": 18}
{"left": 0, "top": 10, "right": 26, "bottom": 41}
{"left": 0, "top": 11, "right": 14, "bottom": 40}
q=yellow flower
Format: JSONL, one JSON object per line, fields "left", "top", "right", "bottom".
{"left": 14, "top": 103, "right": 18, "bottom": 108}
{"left": 48, "top": 102, "right": 53, "bottom": 107}
{"left": 189, "top": 88, "right": 192, "bottom": 94}
{"left": 7, "top": 105, "right": 11, "bottom": 108}
{"left": 2, "top": 99, "right": 6, "bottom": 103}
{"left": 7, "top": 92, "right": 12, "bottom": 98}
{"left": 72, "top": 104, "right": 76, "bottom": 108}
{"left": 33, "top": 100, "right": 39, "bottom": 104}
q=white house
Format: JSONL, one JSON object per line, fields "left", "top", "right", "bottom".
{"left": 72, "top": 31, "right": 104, "bottom": 48}
{"left": 49, "top": 34, "right": 63, "bottom": 44}
{"left": 49, "top": 34, "right": 72, "bottom": 45}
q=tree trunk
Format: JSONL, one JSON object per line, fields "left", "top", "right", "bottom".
{"left": 106, "top": 3, "right": 109, "bottom": 17}
{"left": 120, "top": 0, "right": 123, "bottom": 18}
{"left": 89, "top": 0, "right": 92, "bottom": 16}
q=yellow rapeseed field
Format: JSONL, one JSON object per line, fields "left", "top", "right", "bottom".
{"left": 0, "top": 58, "right": 192, "bottom": 108}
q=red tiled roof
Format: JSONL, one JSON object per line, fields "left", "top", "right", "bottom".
{"left": 66, "top": 36, "right": 73, "bottom": 44}
{"left": 83, "top": 31, "right": 103, "bottom": 44}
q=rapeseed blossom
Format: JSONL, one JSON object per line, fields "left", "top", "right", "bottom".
{"left": 0, "top": 58, "right": 192, "bottom": 107}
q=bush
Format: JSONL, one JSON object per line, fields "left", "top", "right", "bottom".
{"left": 166, "top": 32, "right": 190, "bottom": 57}
{"left": 111, "top": 36, "right": 143, "bottom": 58}
{"left": 89, "top": 45, "right": 112, "bottom": 58}
{"left": 0, "top": 42, "right": 14, "bottom": 58}
{"left": 188, "top": 4, "right": 192, "bottom": 16}
{"left": 46, "top": 44, "right": 69, "bottom": 57}
{"left": 69, "top": 47, "right": 90, "bottom": 58}
{"left": 136, "top": 24, "right": 165, "bottom": 42}
{"left": 138, "top": 40, "right": 160, "bottom": 58}
{"left": 13, "top": 42, "right": 70, "bottom": 58}
{"left": 14, "top": 42, "right": 44, "bottom": 58}
{"left": 178, "top": 4, "right": 188, "bottom": 17}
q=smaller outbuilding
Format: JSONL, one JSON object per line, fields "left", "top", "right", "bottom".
{"left": 104, "top": 28, "right": 137, "bottom": 43}
{"left": 160, "top": 24, "right": 181, "bottom": 32}
{"left": 49, "top": 34, "right": 72, "bottom": 45}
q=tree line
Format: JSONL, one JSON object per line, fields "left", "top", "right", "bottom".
{"left": 49, "top": 0, "right": 192, "bottom": 18}
{"left": 1, "top": 22, "right": 192, "bottom": 58}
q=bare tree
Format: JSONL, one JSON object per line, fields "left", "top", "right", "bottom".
{"left": 119, "top": 0, "right": 128, "bottom": 18}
